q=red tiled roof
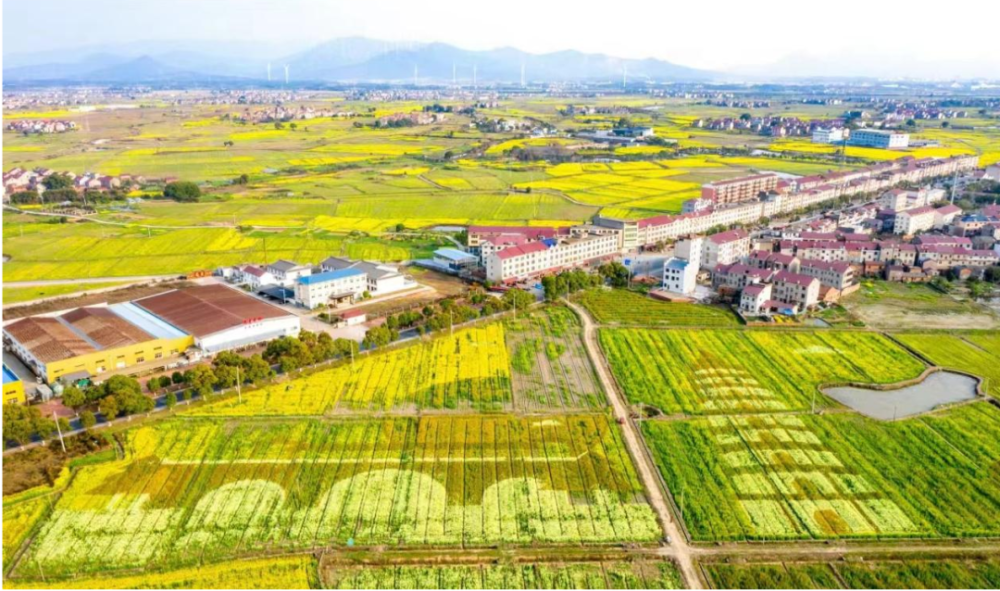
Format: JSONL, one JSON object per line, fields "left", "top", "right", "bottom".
{"left": 3, "top": 317, "right": 96, "bottom": 363}
{"left": 495, "top": 241, "right": 550, "bottom": 261}
{"left": 136, "top": 285, "right": 292, "bottom": 338}
{"left": 708, "top": 229, "right": 749, "bottom": 244}
{"left": 775, "top": 270, "right": 818, "bottom": 288}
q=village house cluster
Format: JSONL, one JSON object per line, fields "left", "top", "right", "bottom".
{"left": 2, "top": 167, "right": 144, "bottom": 200}
{"left": 693, "top": 115, "right": 840, "bottom": 138}
{"left": 5, "top": 119, "right": 77, "bottom": 134}
{"left": 375, "top": 111, "right": 447, "bottom": 127}
{"left": 229, "top": 105, "right": 354, "bottom": 124}
{"left": 463, "top": 155, "right": 982, "bottom": 294}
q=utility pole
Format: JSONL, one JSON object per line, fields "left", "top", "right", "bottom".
{"left": 950, "top": 169, "right": 959, "bottom": 204}
{"left": 449, "top": 308, "right": 454, "bottom": 336}
{"left": 53, "top": 412, "right": 66, "bottom": 452}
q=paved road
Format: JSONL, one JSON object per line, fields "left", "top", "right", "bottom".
{"left": 566, "top": 300, "right": 702, "bottom": 589}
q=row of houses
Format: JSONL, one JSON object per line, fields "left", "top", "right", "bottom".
{"left": 5, "top": 119, "right": 76, "bottom": 134}
{"left": 467, "top": 155, "right": 979, "bottom": 283}
{"left": 226, "top": 257, "right": 415, "bottom": 309}
{"left": 2, "top": 167, "right": 143, "bottom": 199}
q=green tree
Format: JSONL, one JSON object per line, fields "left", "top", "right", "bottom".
{"left": 163, "top": 181, "right": 202, "bottom": 202}
{"left": 164, "top": 392, "right": 177, "bottom": 409}
{"left": 57, "top": 417, "right": 72, "bottom": 435}
{"left": 502, "top": 288, "right": 534, "bottom": 312}
{"left": 2, "top": 404, "right": 49, "bottom": 445}
{"left": 60, "top": 385, "right": 86, "bottom": 409}
{"left": 99, "top": 395, "right": 121, "bottom": 420}
{"left": 43, "top": 173, "right": 74, "bottom": 191}
{"left": 362, "top": 326, "right": 398, "bottom": 349}
{"left": 171, "top": 371, "right": 184, "bottom": 384}
{"left": 185, "top": 365, "right": 217, "bottom": 397}
{"left": 79, "top": 411, "right": 97, "bottom": 430}
{"left": 242, "top": 354, "right": 274, "bottom": 384}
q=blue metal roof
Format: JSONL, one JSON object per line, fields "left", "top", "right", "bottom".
{"left": 298, "top": 268, "right": 364, "bottom": 285}
{"left": 434, "top": 248, "right": 476, "bottom": 261}
{"left": 2, "top": 365, "right": 18, "bottom": 385}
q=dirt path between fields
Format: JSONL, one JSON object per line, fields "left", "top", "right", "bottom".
{"left": 565, "top": 300, "right": 702, "bottom": 589}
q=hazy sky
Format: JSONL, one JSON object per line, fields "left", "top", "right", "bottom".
{"left": 5, "top": 0, "right": 1000, "bottom": 74}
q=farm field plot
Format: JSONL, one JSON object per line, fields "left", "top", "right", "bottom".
{"left": 600, "top": 329, "right": 924, "bottom": 414}
{"left": 575, "top": 289, "right": 739, "bottom": 327}
{"left": 194, "top": 325, "right": 513, "bottom": 415}
{"left": 3, "top": 495, "right": 53, "bottom": 570}
{"left": 15, "top": 415, "right": 660, "bottom": 576}
{"left": 843, "top": 280, "right": 1000, "bottom": 330}
{"left": 324, "top": 559, "right": 681, "bottom": 589}
{"left": 704, "top": 558, "right": 1000, "bottom": 589}
{"left": 642, "top": 402, "right": 1000, "bottom": 541}
{"left": 6, "top": 556, "right": 317, "bottom": 589}
{"left": 505, "top": 307, "right": 604, "bottom": 410}
{"left": 1, "top": 220, "right": 437, "bottom": 282}
{"left": 894, "top": 332, "right": 1000, "bottom": 395}
{"left": 3, "top": 281, "right": 132, "bottom": 305}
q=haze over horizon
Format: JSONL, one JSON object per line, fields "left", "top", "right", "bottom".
{"left": 5, "top": 0, "right": 1000, "bottom": 80}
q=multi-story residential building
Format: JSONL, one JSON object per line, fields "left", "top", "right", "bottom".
{"left": 812, "top": 127, "right": 847, "bottom": 143}
{"left": 320, "top": 257, "right": 413, "bottom": 296}
{"left": 849, "top": 129, "right": 910, "bottom": 149}
{"left": 483, "top": 232, "right": 618, "bottom": 283}
{"left": 237, "top": 265, "right": 276, "bottom": 290}
{"left": 662, "top": 237, "right": 702, "bottom": 295}
{"left": 711, "top": 263, "right": 773, "bottom": 291}
{"left": 701, "top": 173, "right": 780, "bottom": 205}
{"left": 894, "top": 206, "right": 938, "bottom": 235}
{"left": 799, "top": 260, "right": 855, "bottom": 290}
{"left": 771, "top": 271, "right": 821, "bottom": 310}
{"left": 748, "top": 251, "right": 801, "bottom": 273}
{"left": 267, "top": 260, "right": 312, "bottom": 287}
{"left": 912, "top": 235, "right": 972, "bottom": 250}
{"left": 739, "top": 283, "right": 773, "bottom": 315}
{"left": 702, "top": 229, "right": 751, "bottom": 269}
{"left": 916, "top": 246, "right": 999, "bottom": 269}
{"left": 294, "top": 268, "right": 367, "bottom": 309}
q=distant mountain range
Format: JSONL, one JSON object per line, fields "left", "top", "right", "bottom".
{"left": 3, "top": 37, "right": 718, "bottom": 85}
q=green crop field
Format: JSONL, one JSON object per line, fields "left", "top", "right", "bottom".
{"left": 15, "top": 415, "right": 659, "bottom": 576}
{"left": 599, "top": 329, "right": 925, "bottom": 414}
{"left": 195, "top": 312, "right": 604, "bottom": 416}
{"left": 643, "top": 402, "right": 1000, "bottom": 541}
{"left": 704, "top": 558, "right": 1000, "bottom": 589}
{"left": 2, "top": 281, "right": 132, "bottom": 304}
{"left": 893, "top": 332, "right": 1000, "bottom": 395}
{"left": 325, "top": 560, "right": 682, "bottom": 589}
{"left": 575, "top": 289, "right": 739, "bottom": 327}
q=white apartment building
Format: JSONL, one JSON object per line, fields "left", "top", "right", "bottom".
{"left": 662, "top": 236, "right": 703, "bottom": 295}
{"left": 849, "top": 129, "right": 910, "bottom": 149}
{"left": 740, "top": 283, "right": 772, "bottom": 315}
{"left": 812, "top": 127, "right": 847, "bottom": 144}
{"left": 702, "top": 229, "right": 751, "bottom": 269}
{"left": 294, "top": 268, "right": 367, "bottom": 309}
{"left": 484, "top": 233, "right": 619, "bottom": 283}
{"left": 267, "top": 260, "right": 312, "bottom": 287}
{"left": 894, "top": 206, "right": 938, "bottom": 235}
{"left": 772, "top": 271, "right": 821, "bottom": 310}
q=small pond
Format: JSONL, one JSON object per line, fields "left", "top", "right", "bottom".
{"left": 822, "top": 371, "right": 978, "bottom": 420}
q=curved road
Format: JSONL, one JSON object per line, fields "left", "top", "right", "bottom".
{"left": 566, "top": 300, "right": 701, "bottom": 589}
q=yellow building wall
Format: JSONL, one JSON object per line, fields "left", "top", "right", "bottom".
{"left": 3, "top": 380, "right": 25, "bottom": 405}
{"left": 46, "top": 335, "right": 194, "bottom": 383}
